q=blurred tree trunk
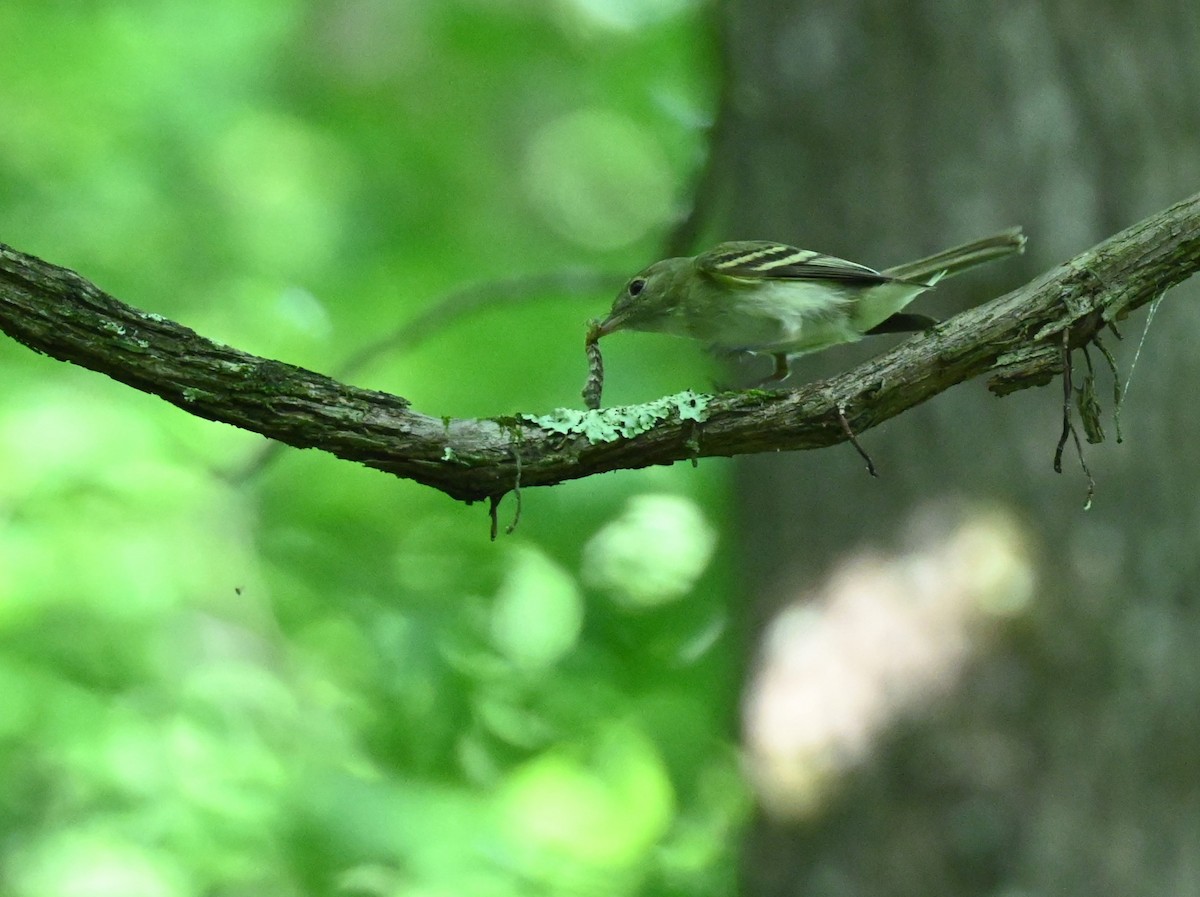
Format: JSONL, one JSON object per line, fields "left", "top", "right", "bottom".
{"left": 712, "top": 1, "right": 1200, "bottom": 894}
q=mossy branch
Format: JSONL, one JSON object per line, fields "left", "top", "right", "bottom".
{"left": 2, "top": 192, "right": 1198, "bottom": 504}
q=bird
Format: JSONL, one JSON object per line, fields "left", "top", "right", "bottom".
{"left": 593, "top": 229, "right": 1025, "bottom": 381}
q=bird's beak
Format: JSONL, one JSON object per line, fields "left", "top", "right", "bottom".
{"left": 594, "top": 312, "right": 625, "bottom": 338}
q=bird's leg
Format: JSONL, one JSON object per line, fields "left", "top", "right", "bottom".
{"left": 735, "top": 353, "right": 793, "bottom": 390}
{"left": 711, "top": 350, "right": 792, "bottom": 391}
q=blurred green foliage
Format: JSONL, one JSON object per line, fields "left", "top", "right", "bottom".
{"left": 0, "top": 1, "right": 744, "bottom": 895}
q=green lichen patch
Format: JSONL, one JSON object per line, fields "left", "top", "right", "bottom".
{"left": 523, "top": 390, "right": 712, "bottom": 444}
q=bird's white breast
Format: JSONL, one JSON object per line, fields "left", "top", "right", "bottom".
{"left": 702, "top": 280, "right": 858, "bottom": 354}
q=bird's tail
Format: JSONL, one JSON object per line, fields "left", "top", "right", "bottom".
{"left": 883, "top": 228, "right": 1026, "bottom": 284}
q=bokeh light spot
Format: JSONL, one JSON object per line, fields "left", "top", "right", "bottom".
{"left": 582, "top": 494, "right": 717, "bottom": 608}
{"left": 523, "top": 108, "right": 675, "bottom": 251}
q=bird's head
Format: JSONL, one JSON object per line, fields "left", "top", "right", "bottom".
{"left": 595, "top": 257, "right": 689, "bottom": 337}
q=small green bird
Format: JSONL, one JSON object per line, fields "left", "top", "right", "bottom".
{"left": 595, "top": 229, "right": 1025, "bottom": 380}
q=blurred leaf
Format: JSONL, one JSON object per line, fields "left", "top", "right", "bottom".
{"left": 498, "top": 722, "right": 675, "bottom": 874}
{"left": 490, "top": 545, "right": 584, "bottom": 671}
{"left": 582, "top": 493, "right": 718, "bottom": 608}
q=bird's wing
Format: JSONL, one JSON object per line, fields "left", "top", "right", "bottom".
{"left": 696, "top": 241, "right": 913, "bottom": 285}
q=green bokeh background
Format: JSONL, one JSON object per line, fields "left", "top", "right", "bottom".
{"left": 0, "top": 2, "right": 745, "bottom": 895}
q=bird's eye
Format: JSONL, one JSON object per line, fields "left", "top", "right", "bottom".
{"left": 628, "top": 278, "right": 646, "bottom": 297}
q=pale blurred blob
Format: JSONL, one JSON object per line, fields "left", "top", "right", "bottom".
{"left": 555, "top": 0, "right": 696, "bottom": 33}
{"left": 498, "top": 723, "right": 675, "bottom": 869}
{"left": 11, "top": 829, "right": 189, "bottom": 897}
{"left": 523, "top": 108, "right": 675, "bottom": 251}
{"left": 743, "top": 507, "right": 1034, "bottom": 819}
{"left": 581, "top": 494, "right": 717, "bottom": 608}
{"left": 0, "top": 392, "right": 262, "bottom": 625}
{"left": 208, "top": 111, "right": 353, "bottom": 274}
{"left": 312, "top": 1, "right": 433, "bottom": 83}
{"left": 274, "top": 286, "right": 333, "bottom": 340}
{"left": 491, "top": 545, "right": 584, "bottom": 670}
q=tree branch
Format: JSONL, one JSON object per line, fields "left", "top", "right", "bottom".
{"left": 2, "top": 192, "right": 1198, "bottom": 504}
{"left": 233, "top": 267, "right": 623, "bottom": 483}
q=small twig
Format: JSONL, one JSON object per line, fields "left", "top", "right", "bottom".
{"left": 1076, "top": 436, "right": 1096, "bottom": 510}
{"left": 1124, "top": 290, "right": 1165, "bottom": 404}
{"left": 1053, "top": 329, "right": 1096, "bottom": 508}
{"left": 1082, "top": 342, "right": 1094, "bottom": 376}
{"left": 685, "top": 421, "right": 702, "bottom": 468}
{"left": 837, "top": 402, "right": 879, "bottom": 478}
{"left": 1077, "top": 345, "right": 1104, "bottom": 444}
{"left": 488, "top": 495, "right": 501, "bottom": 541}
{"left": 1091, "top": 333, "right": 1123, "bottom": 442}
{"left": 1111, "top": 290, "right": 1164, "bottom": 443}
{"left": 340, "top": 270, "right": 619, "bottom": 380}
{"left": 505, "top": 449, "right": 523, "bottom": 536}
{"left": 1053, "top": 329, "right": 1073, "bottom": 473}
